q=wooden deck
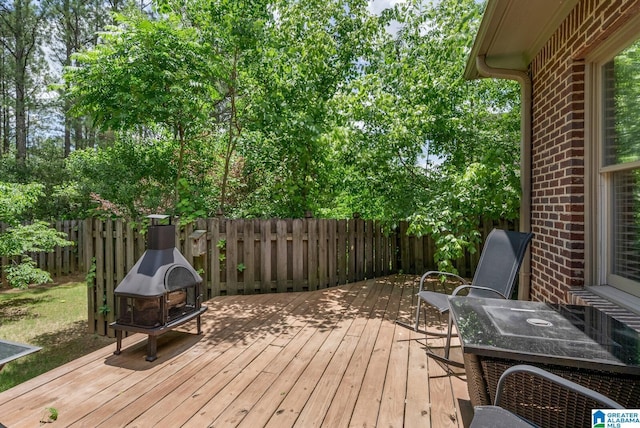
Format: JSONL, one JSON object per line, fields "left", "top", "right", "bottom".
{"left": 0, "top": 275, "right": 472, "bottom": 427}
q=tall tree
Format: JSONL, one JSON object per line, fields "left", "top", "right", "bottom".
{"left": 332, "top": 0, "right": 521, "bottom": 270}
{"left": 0, "top": 42, "right": 12, "bottom": 154}
{"left": 0, "top": 0, "right": 48, "bottom": 165}
{"left": 234, "top": 0, "right": 377, "bottom": 217}
{"left": 66, "top": 10, "right": 222, "bottom": 212}
{"left": 177, "top": 0, "right": 270, "bottom": 215}
{"left": 47, "top": 0, "right": 107, "bottom": 156}
{"left": 59, "top": 0, "right": 521, "bottom": 232}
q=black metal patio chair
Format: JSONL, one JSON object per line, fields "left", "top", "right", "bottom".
{"left": 469, "top": 365, "right": 624, "bottom": 428}
{"left": 397, "top": 228, "right": 533, "bottom": 367}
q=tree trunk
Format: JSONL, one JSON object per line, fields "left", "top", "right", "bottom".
{"left": 15, "top": 59, "right": 27, "bottom": 164}
{"left": 0, "top": 52, "right": 7, "bottom": 155}
{"left": 62, "top": 0, "right": 74, "bottom": 156}
{"left": 175, "top": 124, "right": 185, "bottom": 213}
{"left": 74, "top": 118, "right": 83, "bottom": 150}
{"left": 219, "top": 48, "right": 241, "bottom": 215}
{"left": 13, "top": 0, "right": 27, "bottom": 165}
{"left": 64, "top": 103, "right": 71, "bottom": 156}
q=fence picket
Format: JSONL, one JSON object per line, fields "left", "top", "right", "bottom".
{"left": 308, "top": 218, "right": 318, "bottom": 291}
{"left": 259, "top": 219, "right": 272, "bottom": 293}
{"left": 318, "top": 220, "right": 328, "bottom": 288}
{"left": 292, "top": 219, "right": 303, "bottom": 287}
{"left": 95, "top": 219, "right": 106, "bottom": 335}
{"left": 226, "top": 220, "right": 238, "bottom": 295}
{"left": 209, "top": 218, "right": 222, "bottom": 296}
{"left": 355, "top": 218, "right": 365, "bottom": 281}
{"left": 327, "top": 219, "right": 337, "bottom": 288}
{"left": 276, "top": 220, "right": 288, "bottom": 292}
{"left": 348, "top": 219, "right": 356, "bottom": 283}
{"left": 83, "top": 219, "right": 95, "bottom": 333}
{"left": 337, "top": 220, "right": 347, "bottom": 284}
{"left": 243, "top": 220, "right": 255, "bottom": 294}
{"left": 364, "top": 220, "right": 373, "bottom": 278}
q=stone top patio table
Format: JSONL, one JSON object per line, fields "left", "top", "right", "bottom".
{"left": 0, "top": 339, "right": 41, "bottom": 371}
{"left": 448, "top": 295, "right": 640, "bottom": 427}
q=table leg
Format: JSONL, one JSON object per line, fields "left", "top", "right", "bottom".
{"left": 146, "top": 335, "right": 157, "bottom": 362}
{"left": 463, "top": 353, "right": 491, "bottom": 407}
{"left": 114, "top": 330, "right": 122, "bottom": 355}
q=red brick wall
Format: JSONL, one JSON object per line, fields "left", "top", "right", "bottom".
{"left": 529, "top": 0, "right": 640, "bottom": 303}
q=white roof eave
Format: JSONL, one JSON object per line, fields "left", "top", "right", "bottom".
{"left": 465, "top": 0, "right": 579, "bottom": 80}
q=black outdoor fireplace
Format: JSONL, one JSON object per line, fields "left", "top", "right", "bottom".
{"left": 110, "top": 215, "right": 207, "bottom": 361}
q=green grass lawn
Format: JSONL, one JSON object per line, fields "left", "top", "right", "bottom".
{"left": 0, "top": 277, "right": 115, "bottom": 392}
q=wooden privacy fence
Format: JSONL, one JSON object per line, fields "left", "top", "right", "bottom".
{"left": 83, "top": 217, "right": 402, "bottom": 335}
{"left": 0, "top": 217, "right": 515, "bottom": 336}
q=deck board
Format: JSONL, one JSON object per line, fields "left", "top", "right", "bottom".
{"left": 0, "top": 275, "right": 471, "bottom": 428}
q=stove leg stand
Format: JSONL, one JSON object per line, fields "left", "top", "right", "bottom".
{"left": 146, "top": 335, "right": 158, "bottom": 362}
{"left": 197, "top": 315, "right": 202, "bottom": 335}
{"left": 114, "top": 330, "right": 122, "bottom": 355}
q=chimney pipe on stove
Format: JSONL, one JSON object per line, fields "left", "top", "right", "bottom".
{"left": 147, "top": 214, "right": 175, "bottom": 250}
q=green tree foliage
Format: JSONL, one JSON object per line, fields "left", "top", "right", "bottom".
{"left": 0, "top": 142, "right": 86, "bottom": 220}
{"left": 0, "top": 181, "right": 72, "bottom": 288}
{"left": 19, "top": 139, "right": 84, "bottom": 219}
{"left": 65, "top": 10, "right": 223, "bottom": 211}
{"left": 607, "top": 38, "right": 640, "bottom": 164}
{"left": 176, "top": 0, "right": 271, "bottom": 215}
{"left": 66, "top": 138, "right": 176, "bottom": 218}
{"left": 65, "top": 0, "right": 382, "bottom": 219}
{"left": 328, "top": 0, "right": 521, "bottom": 271}
{"left": 233, "top": 0, "right": 378, "bottom": 217}
{"left": 57, "top": 0, "right": 520, "bottom": 271}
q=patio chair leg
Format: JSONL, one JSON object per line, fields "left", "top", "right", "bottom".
{"left": 395, "top": 299, "right": 449, "bottom": 337}
{"left": 394, "top": 297, "right": 424, "bottom": 332}
{"left": 415, "top": 299, "right": 422, "bottom": 331}
{"left": 444, "top": 312, "right": 454, "bottom": 360}
{"left": 424, "top": 350, "right": 465, "bottom": 368}
{"left": 425, "top": 311, "right": 464, "bottom": 368}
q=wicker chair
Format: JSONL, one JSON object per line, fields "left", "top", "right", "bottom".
{"left": 397, "top": 228, "right": 533, "bottom": 367}
{"left": 470, "top": 365, "right": 624, "bottom": 428}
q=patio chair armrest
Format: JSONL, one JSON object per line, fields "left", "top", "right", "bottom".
{"left": 451, "top": 284, "right": 507, "bottom": 298}
{"left": 419, "top": 270, "right": 468, "bottom": 292}
{"left": 494, "top": 365, "right": 624, "bottom": 409}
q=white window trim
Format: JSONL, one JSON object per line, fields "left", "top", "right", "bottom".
{"left": 584, "top": 14, "right": 640, "bottom": 308}
{"left": 585, "top": 285, "right": 640, "bottom": 315}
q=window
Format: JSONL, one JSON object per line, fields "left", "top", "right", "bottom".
{"left": 600, "top": 39, "right": 640, "bottom": 297}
